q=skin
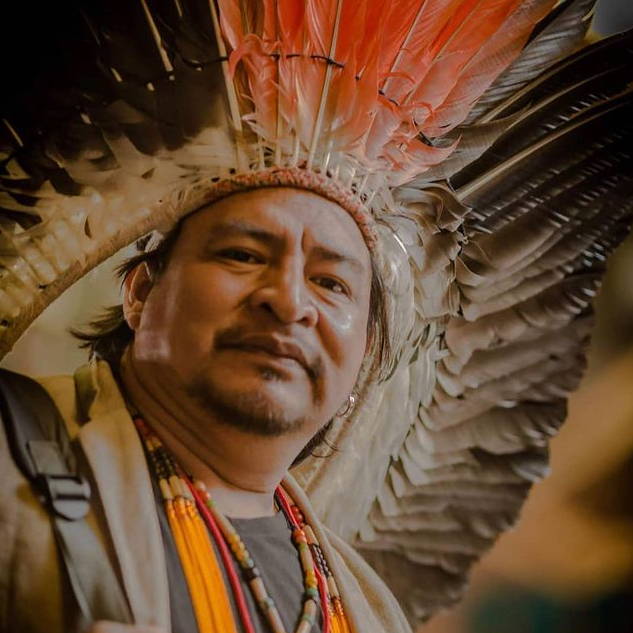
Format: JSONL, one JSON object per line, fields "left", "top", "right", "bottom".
{"left": 119, "top": 187, "right": 372, "bottom": 520}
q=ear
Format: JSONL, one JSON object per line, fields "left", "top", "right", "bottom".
{"left": 123, "top": 262, "right": 154, "bottom": 331}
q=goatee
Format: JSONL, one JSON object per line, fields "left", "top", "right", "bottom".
{"left": 185, "top": 372, "right": 307, "bottom": 437}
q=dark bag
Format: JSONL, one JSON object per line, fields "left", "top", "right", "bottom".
{"left": 0, "top": 368, "right": 132, "bottom": 626}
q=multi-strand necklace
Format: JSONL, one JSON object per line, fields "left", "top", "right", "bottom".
{"left": 134, "top": 416, "right": 351, "bottom": 633}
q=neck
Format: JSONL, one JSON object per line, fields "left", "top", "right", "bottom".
{"left": 119, "top": 348, "right": 305, "bottom": 519}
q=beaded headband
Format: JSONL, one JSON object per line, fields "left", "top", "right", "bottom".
{"left": 144, "top": 167, "right": 378, "bottom": 253}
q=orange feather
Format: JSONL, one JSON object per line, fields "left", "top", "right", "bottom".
{"left": 277, "top": 0, "right": 305, "bottom": 50}
{"left": 423, "top": 0, "right": 555, "bottom": 135}
{"left": 217, "top": 0, "right": 244, "bottom": 49}
{"left": 219, "top": 0, "right": 553, "bottom": 179}
{"left": 408, "top": 0, "right": 524, "bottom": 117}
{"left": 305, "top": 0, "right": 340, "bottom": 55}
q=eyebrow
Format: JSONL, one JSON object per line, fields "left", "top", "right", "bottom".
{"left": 309, "top": 245, "right": 366, "bottom": 274}
{"left": 204, "top": 219, "right": 366, "bottom": 274}
{"left": 205, "top": 219, "right": 282, "bottom": 249}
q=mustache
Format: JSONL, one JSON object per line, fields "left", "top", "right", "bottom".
{"left": 214, "top": 326, "right": 324, "bottom": 383}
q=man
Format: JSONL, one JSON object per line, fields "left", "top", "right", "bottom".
{"left": 118, "top": 185, "right": 379, "bottom": 627}
{"left": 0, "top": 186, "right": 409, "bottom": 633}
{"left": 3, "top": 2, "right": 631, "bottom": 632}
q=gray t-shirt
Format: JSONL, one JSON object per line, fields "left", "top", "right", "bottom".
{"left": 154, "top": 484, "right": 323, "bottom": 633}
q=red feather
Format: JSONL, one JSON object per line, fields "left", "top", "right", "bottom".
{"left": 423, "top": 0, "right": 555, "bottom": 135}
{"left": 230, "top": 35, "right": 279, "bottom": 139}
{"left": 277, "top": 0, "right": 305, "bottom": 50}
{"left": 408, "top": 0, "right": 524, "bottom": 118}
{"left": 305, "top": 0, "right": 339, "bottom": 55}
{"left": 217, "top": 0, "right": 244, "bottom": 50}
{"left": 218, "top": 0, "right": 552, "bottom": 182}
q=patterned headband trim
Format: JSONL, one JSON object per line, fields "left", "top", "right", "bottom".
{"left": 147, "top": 167, "right": 378, "bottom": 251}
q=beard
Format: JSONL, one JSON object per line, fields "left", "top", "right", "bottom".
{"left": 184, "top": 367, "right": 309, "bottom": 437}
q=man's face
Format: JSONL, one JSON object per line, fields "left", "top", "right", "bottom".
{"left": 130, "top": 187, "right": 372, "bottom": 439}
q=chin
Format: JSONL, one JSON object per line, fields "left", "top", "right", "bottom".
{"left": 185, "top": 371, "right": 309, "bottom": 437}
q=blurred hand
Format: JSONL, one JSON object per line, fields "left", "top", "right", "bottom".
{"left": 86, "top": 622, "right": 167, "bottom": 633}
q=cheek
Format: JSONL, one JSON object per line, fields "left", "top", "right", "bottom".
{"left": 319, "top": 301, "right": 369, "bottom": 379}
{"left": 137, "top": 266, "right": 241, "bottom": 361}
{"left": 134, "top": 285, "right": 199, "bottom": 364}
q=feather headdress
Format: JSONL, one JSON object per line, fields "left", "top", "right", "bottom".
{"left": 1, "top": 0, "right": 632, "bottom": 625}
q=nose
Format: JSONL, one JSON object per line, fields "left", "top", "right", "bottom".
{"left": 250, "top": 259, "right": 318, "bottom": 327}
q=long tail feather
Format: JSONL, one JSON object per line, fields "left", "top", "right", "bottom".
{"left": 466, "top": 0, "right": 597, "bottom": 122}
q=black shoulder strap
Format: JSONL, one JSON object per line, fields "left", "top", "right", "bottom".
{"left": 0, "top": 368, "right": 132, "bottom": 626}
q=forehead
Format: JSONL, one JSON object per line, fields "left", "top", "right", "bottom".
{"left": 179, "top": 187, "right": 371, "bottom": 265}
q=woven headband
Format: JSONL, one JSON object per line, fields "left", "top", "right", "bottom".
{"left": 147, "top": 167, "right": 378, "bottom": 250}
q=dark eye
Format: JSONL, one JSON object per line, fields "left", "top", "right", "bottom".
{"left": 313, "top": 276, "right": 348, "bottom": 295}
{"left": 218, "top": 248, "right": 261, "bottom": 264}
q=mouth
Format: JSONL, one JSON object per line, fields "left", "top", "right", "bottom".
{"left": 221, "top": 336, "right": 311, "bottom": 374}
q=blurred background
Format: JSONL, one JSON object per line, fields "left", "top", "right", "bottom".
{"left": 1, "top": 1, "right": 632, "bottom": 632}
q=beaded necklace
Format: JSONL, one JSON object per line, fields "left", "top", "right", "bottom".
{"left": 134, "top": 417, "right": 351, "bottom": 633}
